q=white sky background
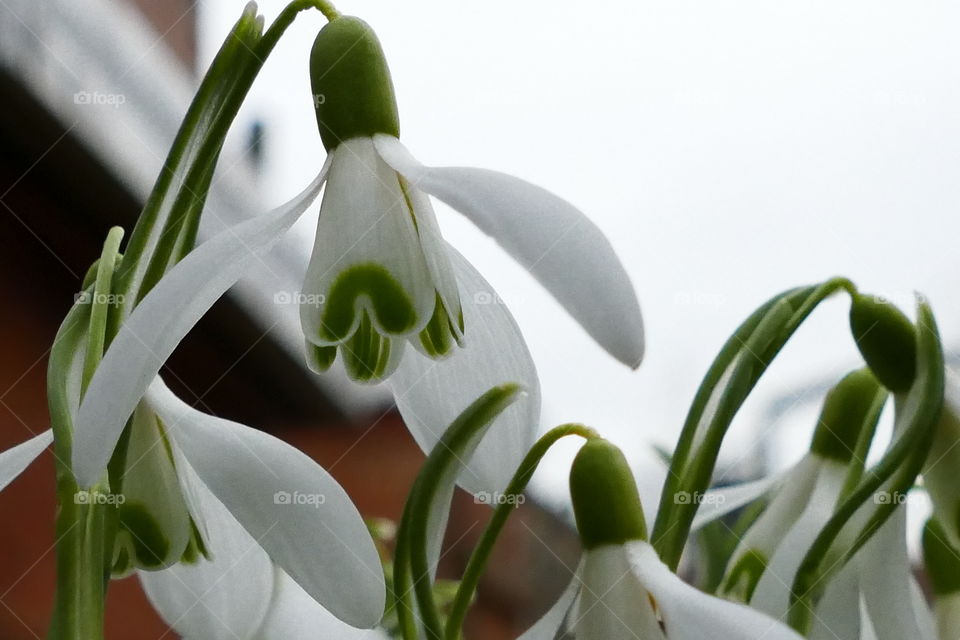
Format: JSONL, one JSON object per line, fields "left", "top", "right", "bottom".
{"left": 199, "top": 1, "right": 960, "bottom": 515}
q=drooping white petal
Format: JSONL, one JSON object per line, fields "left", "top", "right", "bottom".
{"left": 691, "top": 474, "right": 782, "bottom": 532}
{"left": 72, "top": 165, "right": 330, "bottom": 489}
{"left": 719, "top": 455, "right": 822, "bottom": 601}
{"left": 388, "top": 247, "right": 540, "bottom": 497}
{"left": 0, "top": 430, "right": 53, "bottom": 492}
{"left": 399, "top": 176, "right": 462, "bottom": 341}
{"left": 139, "top": 462, "right": 274, "bottom": 640}
{"left": 859, "top": 507, "right": 935, "bottom": 640}
{"left": 255, "top": 569, "right": 390, "bottom": 640}
{"left": 751, "top": 458, "right": 848, "bottom": 619}
{"left": 374, "top": 134, "right": 644, "bottom": 368}
{"left": 576, "top": 546, "right": 664, "bottom": 640}
{"left": 300, "top": 138, "right": 435, "bottom": 347}
{"left": 809, "top": 563, "right": 861, "bottom": 640}
{"left": 517, "top": 568, "right": 581, "bottom": 640}
{"left": 628, "top": 542, "right": 804, "bottom": 640}
{"left": 146, "top": 379, "right": 385, "bottom": 628}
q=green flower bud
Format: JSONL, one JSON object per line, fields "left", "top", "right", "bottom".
{"left": 923, "top": 518, "right": 960, "bottom": 595}
{"left": 569, "top": 439, "right": 647, "bottom": 549}
{"left": 310, "top": 16, "right": 400, "bottom": 150}
{"left": 810, "top": 368, "right": 882, "bottom": 462}
{"left": 849, "top": 294, "right": 917, "bottom": 392}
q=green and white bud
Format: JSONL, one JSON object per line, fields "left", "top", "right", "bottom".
{"left": 110, "top": 403, "right": 207, "bottom": 576}
{"left": 809, "top": 367, "right": 882, "bottom": 463}
{"left": 569, "top": 439, "right": 647, "bottom": 549}
{"left": 310, "top": 16, "right": 400, "bottom": 151}
{"left": 849, "top": 293, "right": 917, "bottom": 393}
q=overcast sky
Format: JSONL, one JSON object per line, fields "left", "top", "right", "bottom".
{"left": 199, "top": 1, "right": 959, "bottom": 522}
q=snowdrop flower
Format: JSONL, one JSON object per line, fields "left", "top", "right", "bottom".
{"left": 923, "top": 518, "right": 960, "bottom": 640}
{"left": 72, "top": 13, "right": 642, "bottom": 507}
{"left": 83, "top": 375, "right": 382, "bottom": 628}
{"left": 301, "top": 15, "right": 644, "bottom": 381}
{"left": 521, "top": 439, "right": 803, "bottom": 640}
{"left": 715, "top": 369, "right": 881, "bottom": 612}
{"left": 141, "top": 459, "right": 389, "bottom": 640}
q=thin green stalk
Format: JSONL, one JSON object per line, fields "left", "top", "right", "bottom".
{"left": 787, "top": 302, "right": 944, "bottom": 633}
{"left": 444, "top": 424, "right": 598, "bottom": 640}
{"left": 653, "top": 278, "right": 857, "bottom": 569}
{"left": 403, "top": 385, "right": 522, "bottom": 640}
{"left": 81, "top": 227, "right": 123, "bottom": 394}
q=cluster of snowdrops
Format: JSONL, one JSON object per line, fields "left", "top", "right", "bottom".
{"left": 1, "top": 2, "right": 958, "bottom": 639}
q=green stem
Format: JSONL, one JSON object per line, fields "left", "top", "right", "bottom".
{"left": 81, "top": 228, "right": 124, "bottom": 394}
{"left": 444, "top": 424, "right": 598, "bottom": 640}
{"left": 402, "top": 385, "right": 522, "bottom": 640}
{"left": 653, "top": 277, "right": 857, "bottom": 569}
{"left": 393, "top": 502, "right": 421, "bottom": 640}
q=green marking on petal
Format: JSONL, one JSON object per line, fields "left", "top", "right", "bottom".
{"left": 116, "top": 502, "right": 170, "bottom": 569}
{"left": 111, "top": 545, "right": 132, "bottom": 577}
{"left": 180, "top": 517, "right": 210, "bottom": 565}
{"left": 419, "top": 294, "right": 458, "bottom": 358}
{"left": 723, "top": 549, "right": 767, "bottom": 602}
{"left": 342, "top": 312, "right": 392, "bottom": 382}
{"left": 569, "top": 439, "right": 647, "bottom": 549}
{"left": 319, "top": 263, "right": 417, "bottom": 342}
{"left": 307, "top": 342, "right": 337, "bottom": 372}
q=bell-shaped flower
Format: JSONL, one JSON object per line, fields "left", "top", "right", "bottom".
{"left": 300, "top": 15, "right": 644, "bottom": 382}
{"left": 693, "top": 368, "right": 937, "bottom": 639}
{"left": 69, "top": 375, "right": 384, "bottom": 629}
{"left": 707, "top": 369, "right": 880, "bottom": 612}
{"left": 140, "top": 456, "right": 389, "bottom": 640}
{"left": 521, "top": 439, "right": 803, "bottom": 640}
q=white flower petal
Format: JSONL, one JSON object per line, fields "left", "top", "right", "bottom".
{"left": 400, "top": 177, "right": 462, "bottom": 340}
{"left": 300, "top": 138, "right": 435, "bottom": 346}
{"left": 0, "top": 430, "right": 53, "bottom": 492}
{"left": 72, "top": 166, "right": 329, "bottom": 489}
{"left": 750, "top": 458, "right": 848, "bottom": 619}
{"left": 387, "top": 247, "right": 540, "bottom": 497}
{"left": 518, "top": 567, "right": 581, "bottom": 640}
{"left": 691, "top": 474, "right": 782, "bottom": 532}
{"left": 628, "top": 542, "right": 804, "bottom": 640}
{"left": 374, "top": 134, "right": 644, "bottom": 368}
{"left": 577, "top": 546, "right": 663, "bottom": 640}
{"left": 147, "top": 379, "right": 385, "bottom": 628}
{"left": 255, "top": 569, "right": 390, "bottom": 640}
{"left": 809, "top": 563, "right": 860, "bottom": 640}
{"left": 859, "top": 507, "right": 935, "bottom": 640}
{"left": 139, "top": 463, "right": 274, "bottom": 640}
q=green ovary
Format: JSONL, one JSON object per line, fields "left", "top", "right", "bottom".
{"left": 318, "top": 263, "right": 418, "bottom": 342}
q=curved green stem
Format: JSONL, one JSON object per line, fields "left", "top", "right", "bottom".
{"left": 444, "top": 424, "right": 598, "bottom": 640}
{"left": 402, "top": 385, "right": 522, "bottom": 640}
{"left": 652, "top": 277, "right": 857, "bottom": 569}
